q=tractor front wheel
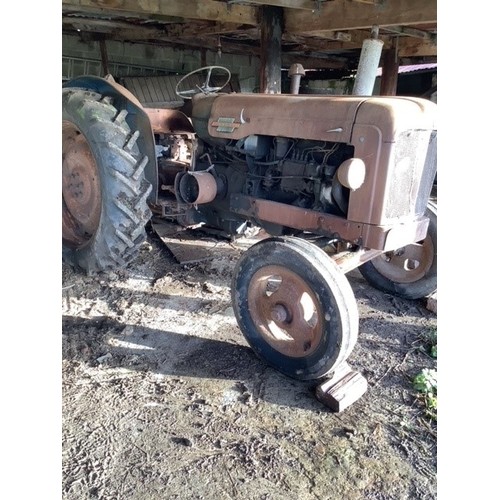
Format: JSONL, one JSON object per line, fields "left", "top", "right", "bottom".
{"left": 359, "top": 202, "right": 437, "bottom": 300}
{"left": 231, "top": 236, "right": 359, "bottom": 380}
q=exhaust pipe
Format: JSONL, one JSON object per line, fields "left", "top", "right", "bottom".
{"left": 352, "top": 26, "right": 384, "bottom": 96}
{"left": 288, "top": 63, "right": 305, "bottom": 94}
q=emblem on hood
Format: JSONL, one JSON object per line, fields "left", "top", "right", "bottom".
{"left": 211, "top": 117, "right": 241, "bottom": 133}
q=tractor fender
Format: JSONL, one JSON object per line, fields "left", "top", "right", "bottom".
{"left": 63, "top": 75, "right": 158, "bottom": 204}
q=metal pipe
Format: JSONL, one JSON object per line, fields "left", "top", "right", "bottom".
{"left": 352, "top": 25, "right": 384, "bottom": 96}
{"left": 288, "top": 63, "right": 305, "bottom": 94}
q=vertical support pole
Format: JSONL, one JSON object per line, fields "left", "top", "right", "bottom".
{"left": 260, "top": 5, "right": 283, "bottom": 94}
{"left": 99, "top": 39, "right": 109, "bottom": 76}
{"left": 201, "top": 48, "right": 207, "bottom": 67}
{"left": 380, "top": 47, "right": 399, "bottom": 95}
{"left": 352, "top": 26, "right": 384, "bottom": 96}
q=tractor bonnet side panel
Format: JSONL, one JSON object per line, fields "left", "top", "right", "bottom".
{"left": 201, "top": 93, "right": 365, "bottom": 144}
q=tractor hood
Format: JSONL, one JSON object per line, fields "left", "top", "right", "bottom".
{"left": 190, "top": 92, "right": 437, "bottom": 146}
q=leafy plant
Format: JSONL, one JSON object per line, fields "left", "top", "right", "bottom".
{"left": 430, "top": 344, "right": 437, "bottom": 358}
{"left": 413, "top": 368, "right": 437, "bottom": 420}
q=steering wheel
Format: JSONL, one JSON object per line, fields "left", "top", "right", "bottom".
{"left": 175, "top": 66, "right": 232, "bottom": 100}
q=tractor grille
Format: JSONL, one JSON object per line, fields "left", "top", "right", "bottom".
{"left": 385, "top": 129, "right": 437, "bottom": 220}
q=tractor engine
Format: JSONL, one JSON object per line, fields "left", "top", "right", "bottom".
{"left": 173, "top": 136, "right": 355, "bottom": 236}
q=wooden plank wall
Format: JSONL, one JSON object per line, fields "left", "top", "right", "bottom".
{"left": 121, "top": 75, "right": 185, "bottom": 108}
{"left": 120, "top": 73, "right": 242, "bottom": 108}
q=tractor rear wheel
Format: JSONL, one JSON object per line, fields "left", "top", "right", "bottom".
{"left": 62, "top": 88, "right": 152, "bottom": 274}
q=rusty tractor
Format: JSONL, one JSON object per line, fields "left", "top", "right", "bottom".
{"left": 62, "top": 66, "right": 437, "bottom": 389}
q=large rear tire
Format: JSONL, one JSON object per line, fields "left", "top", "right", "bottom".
{"left": 62, "top": 88, "right": 152, "bottom": 274}
{"left": 358, "top": 202, "right": 437, "bottom": 300}
{"left": 231, "top": 236, "right": 359, "bottom": 380}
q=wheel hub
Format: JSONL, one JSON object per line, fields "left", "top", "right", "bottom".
{"left": 62, "top": 121, "right": 101, "bottom": 247}
{"left": 270, "top": 304, "right": 290, "bottom": 324}
{"left": 247, "top": 265, "right": 324, "bottom": 358}
{"left": 372, "top": 237, "right": 434, "bottom": 284}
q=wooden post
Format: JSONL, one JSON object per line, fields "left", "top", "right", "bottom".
{"left": 380, "top": 47, "right": 399, "bottom": 96}
{"left": 99, "top": 39, "right": 110, "bottom": 76}
{"left": 259, "top": 5, "right": 283, "bottom": 94}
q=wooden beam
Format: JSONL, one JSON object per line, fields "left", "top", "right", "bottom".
{"left": 228, "top": 0, "right": 317, "bottom": 10}
{"left": 380, "top": 48, "right": 399, "bottom": 95}
{"left": 284, "top": 30, "right": 391, "bottom": 52}
{"left": 293, "top": 29, "right": 436, "bottom": 57}
{"left": 285, "top": 0, "right": 437, "bottom": 34}
{"left": 260, "top": 5, "right": 284, "bottom": 93}
{"left": 396, "top": 37, "right": 437, "bottom": 57}
{"left": 63, "top": 16, "right": 254, "bottom": 40}
{"left": 99, "top": 39, "right": 109, "bottom": 75}
{"left": 63, "top": 17, "right": 167, "bottom": 38}
{"left": 308, "top": 30, "right": 380, "bottom": 45}
{"left": 62, "top": 0, "right": 258, "bottom": 26}
{"left": 383, "top": 25, "right": 435, "bottom": 40}
{"left": 163, "top": 22, "right": 255, "bottom": 39}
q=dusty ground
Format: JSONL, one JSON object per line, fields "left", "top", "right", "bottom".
{"left": 62, "top": 222, "right": 437, "bottom": 500}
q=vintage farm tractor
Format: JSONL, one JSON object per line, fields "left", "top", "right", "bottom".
{"left": 62, "top": 66, "right": 437, "bottom": 409}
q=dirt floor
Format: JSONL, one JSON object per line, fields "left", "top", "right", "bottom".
{"left": 62, "top": 221, "right": 437, "bottom": 500}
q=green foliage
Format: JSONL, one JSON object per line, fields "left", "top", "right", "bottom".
{"left": 414, "top": 368, "right": 437, "bottom": 393}
{"left": 413, "top": 368, "right": 437, "bottom": 421}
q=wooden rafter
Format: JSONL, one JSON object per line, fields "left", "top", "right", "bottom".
{"left": 285, "top": 0, "right": 437, "bottom": 33}
{"left": 62, "top": 0, "right": 259, "bottom": 26}
{"left": 62, "top": 16, "right": 252, "bottom": 40}
{"left": 395, "top": 37, "right": 437, "bottom": 57}
{"left": 383, "top": 25, "right": 436, "bottom": 40}
{"left": 227, "top": 0, "right": 318, "bottom": 9}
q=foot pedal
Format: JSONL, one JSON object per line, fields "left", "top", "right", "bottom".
{"left": 316, "top": 363, "right": 368, "bottom": 412}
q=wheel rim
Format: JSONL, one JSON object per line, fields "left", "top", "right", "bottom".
{"left": 62, "top": 121, "right": 101, "bottom": 248}
{"left": 247, "top": 265, "right": 325, "bottom": 358}
{"left": 371, "top": 233, "right": 434, "bottom": 284}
